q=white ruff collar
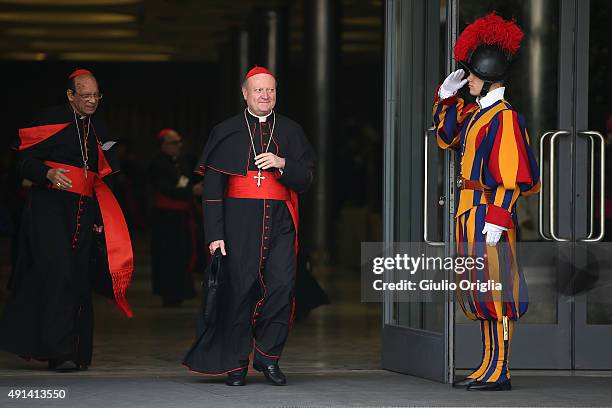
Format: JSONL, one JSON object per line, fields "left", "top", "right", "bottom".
{"left": 477, "top": 87, "right": 505, "bottom": 109}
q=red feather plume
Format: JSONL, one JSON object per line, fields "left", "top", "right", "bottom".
{"left": 454, "top": 12, "right": 524, "bottom": 62}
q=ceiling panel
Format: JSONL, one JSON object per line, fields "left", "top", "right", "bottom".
{"left": 0, "top": 0, "right": 382, "bottom": 62}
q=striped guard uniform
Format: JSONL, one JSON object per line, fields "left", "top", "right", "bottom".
{"left": 432, "top": 86, "right": 540, "bottom": 383}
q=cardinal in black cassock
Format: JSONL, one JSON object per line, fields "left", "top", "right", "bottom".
{"left": 183, "top": 66, "right": 315, "bottom": 386}
{"left": 149, "top": 128, "right": 199, "bottom": 306}
{"left": 0, "top": 69, "right": 133, "bottom": 371}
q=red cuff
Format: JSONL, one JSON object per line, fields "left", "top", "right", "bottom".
{"left": 440, "top": 95, "right": 458, "bottom": 106}
{"left": 434, "top": 84, "right": 458, "bottom": 105}
{"left": 485, "top": 205, "right": 513, "bottom": 229}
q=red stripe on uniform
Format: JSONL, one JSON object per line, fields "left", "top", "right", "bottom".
{"left": 512, "top": 112, "right": 533, "bottom": 184}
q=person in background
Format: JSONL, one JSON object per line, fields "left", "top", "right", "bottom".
{"left": 149, "top": 128, "right": 201, "bottom": 307}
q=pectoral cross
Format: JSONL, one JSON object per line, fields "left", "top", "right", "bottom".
{"left": 254, "top": 170, "right": 265, "bottom": 187}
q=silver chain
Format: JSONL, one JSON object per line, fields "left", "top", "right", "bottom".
{"left": 243, "top": 108, "right": 275, "bottom": 158}
{"left": 72, "top": 109, "right": 90, "bottom": 176}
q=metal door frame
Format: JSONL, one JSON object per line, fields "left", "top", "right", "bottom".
{"left": 454, "top": 0, "right": 612, "bottom": 370}
{"left": 455, "top": 0, "right": 576, "bottom": 370}
{"left": 571, "top": 0, "right": 612, "bottom": 369}
{"left": 381, "top": 0, "right": 454, "bottom": 383}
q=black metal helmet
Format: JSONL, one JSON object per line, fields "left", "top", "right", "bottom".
{"left": 460, "top": 45, "right": 510, "bottom": 82}
{"left": 454, "top": 12, "right": 524, "bottom": 96}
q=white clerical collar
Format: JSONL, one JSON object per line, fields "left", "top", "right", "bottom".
{"left": 68, "top": 103, "right": 88, "bottom": 119}
{"left": 247, "top": 108, "right": 273, "bottom": 123}
{"left": 477, "top": 86, "right": 505, "bottom": 109}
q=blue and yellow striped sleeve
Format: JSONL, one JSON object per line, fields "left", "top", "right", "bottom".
{"left": 432, "top": 89, "right": 478, "bottom": 150}
{"left": 481, "top": 110, "right": 541, "bottom": 228}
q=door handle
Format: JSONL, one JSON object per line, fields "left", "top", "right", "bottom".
{"left": 549, "top": 131, "right": 571, "bottom": 242}
{"left": 424, "top": 127, "right": 444, "bottom": 246}
{"left": 579, "top": 130, "right": 606, "bottom": 242}
{"left": 538, "top": 131, "right": 555, "bottom": 241}
{"left": 580, "top": 132, "right": 596, "bottom": 239}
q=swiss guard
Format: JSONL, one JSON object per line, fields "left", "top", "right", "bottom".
{"left": 432, "top": 13, "right": 540, "bottom": 391}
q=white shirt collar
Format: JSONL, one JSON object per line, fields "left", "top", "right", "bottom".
{"left": 247, "top": 108, "right": 273, "bottom": 123}
{"left": 477, "top": 86, "right": 505, "bottom": 109}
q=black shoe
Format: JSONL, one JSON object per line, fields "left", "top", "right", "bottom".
{"left": 253, "top": 362, "right": 287, "bottom": 386}
{"left": 467, "top": 380, "right": 512, "bottom": 391}
{"left": 225, "top": 368, "right": 247, "bottom": 386}
{"left": 452, "top": 377, "right": 477, "bottom": 388}
{"left": 52, "top": 360, "right": 79, "bottom": 372}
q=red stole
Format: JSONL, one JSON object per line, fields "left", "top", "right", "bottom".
{"left": 44, "top": 143, "right": 134, "bottom": 318}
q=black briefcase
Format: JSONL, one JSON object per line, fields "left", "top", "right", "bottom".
{"left": 183, "top": 248, "right": 225, "bottom": 372}
{"left": 200, "top": 248, "right": 224, "bottom": 327}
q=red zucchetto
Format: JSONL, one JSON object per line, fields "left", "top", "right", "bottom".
{"left": 244, "top": 65, "right": 275, "bottom": 81}
{"left": 157, "top": 128, "right": 178, "bottom": 139}
{"left": 68, "top": 68, "right": 93, "bottom": 79}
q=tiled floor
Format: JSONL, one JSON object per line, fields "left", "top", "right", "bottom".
{"left": 1, "top": 236, "right": 612, "bottom": 407}
{"left": 0, "top": 277, "right": 382, "bottom": 376}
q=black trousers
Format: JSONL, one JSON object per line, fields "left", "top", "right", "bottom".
{"left": 0, "top": 188, "right": 95, "bottom": 365}
{"left": 150, "top": 207, "right": 196, "bottom": 304}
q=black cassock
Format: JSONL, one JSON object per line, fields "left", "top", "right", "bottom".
{"left": 149, "top": 152, "right": 197, "bottom": 305}
{"left": 0, "top": 104, "right": 129, "bottom": 366}
{"left": 183, "top": 110, "right": 315, "bottom": 375}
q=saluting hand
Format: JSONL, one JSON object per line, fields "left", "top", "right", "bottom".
{"left": 439, "top": 69, "right": 468, "bottom": 99}
{"left": 254, "top": 153, "right": 285, "bottom": 170}
{"left": 47, "top": 168, "right": 72, "bottom": 189}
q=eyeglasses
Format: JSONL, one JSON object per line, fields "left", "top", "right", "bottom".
{"left": 73, "top": 91, "right": 103, "bottom": 101}
{"left": 165, "top": 140, "right": 183, "bottom": 146}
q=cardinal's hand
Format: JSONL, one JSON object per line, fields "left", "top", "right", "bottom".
{"left": 209, "top": 240, "right": 226, "bottom": 256}
{"left": 255, "top": 153, "right": 285, "bottom": 170}
{"left": 47, "top": 168, "right": 72, "bottom": 189}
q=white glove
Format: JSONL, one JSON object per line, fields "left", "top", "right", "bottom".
{"left": 439, "top": 69, "right": 468, "bottom": 99}
{"left": 482, "top": 222, "right": 507, "bottom": 247}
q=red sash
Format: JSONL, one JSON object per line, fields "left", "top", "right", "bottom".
{"left": 226, "top": 170, "right": 299, "bottom": 253}
{"left": 153, "top": 192, "right": 192, "bottom": 211}
{"left": 44, "top": 160, "right": 134, "bottom": 318}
